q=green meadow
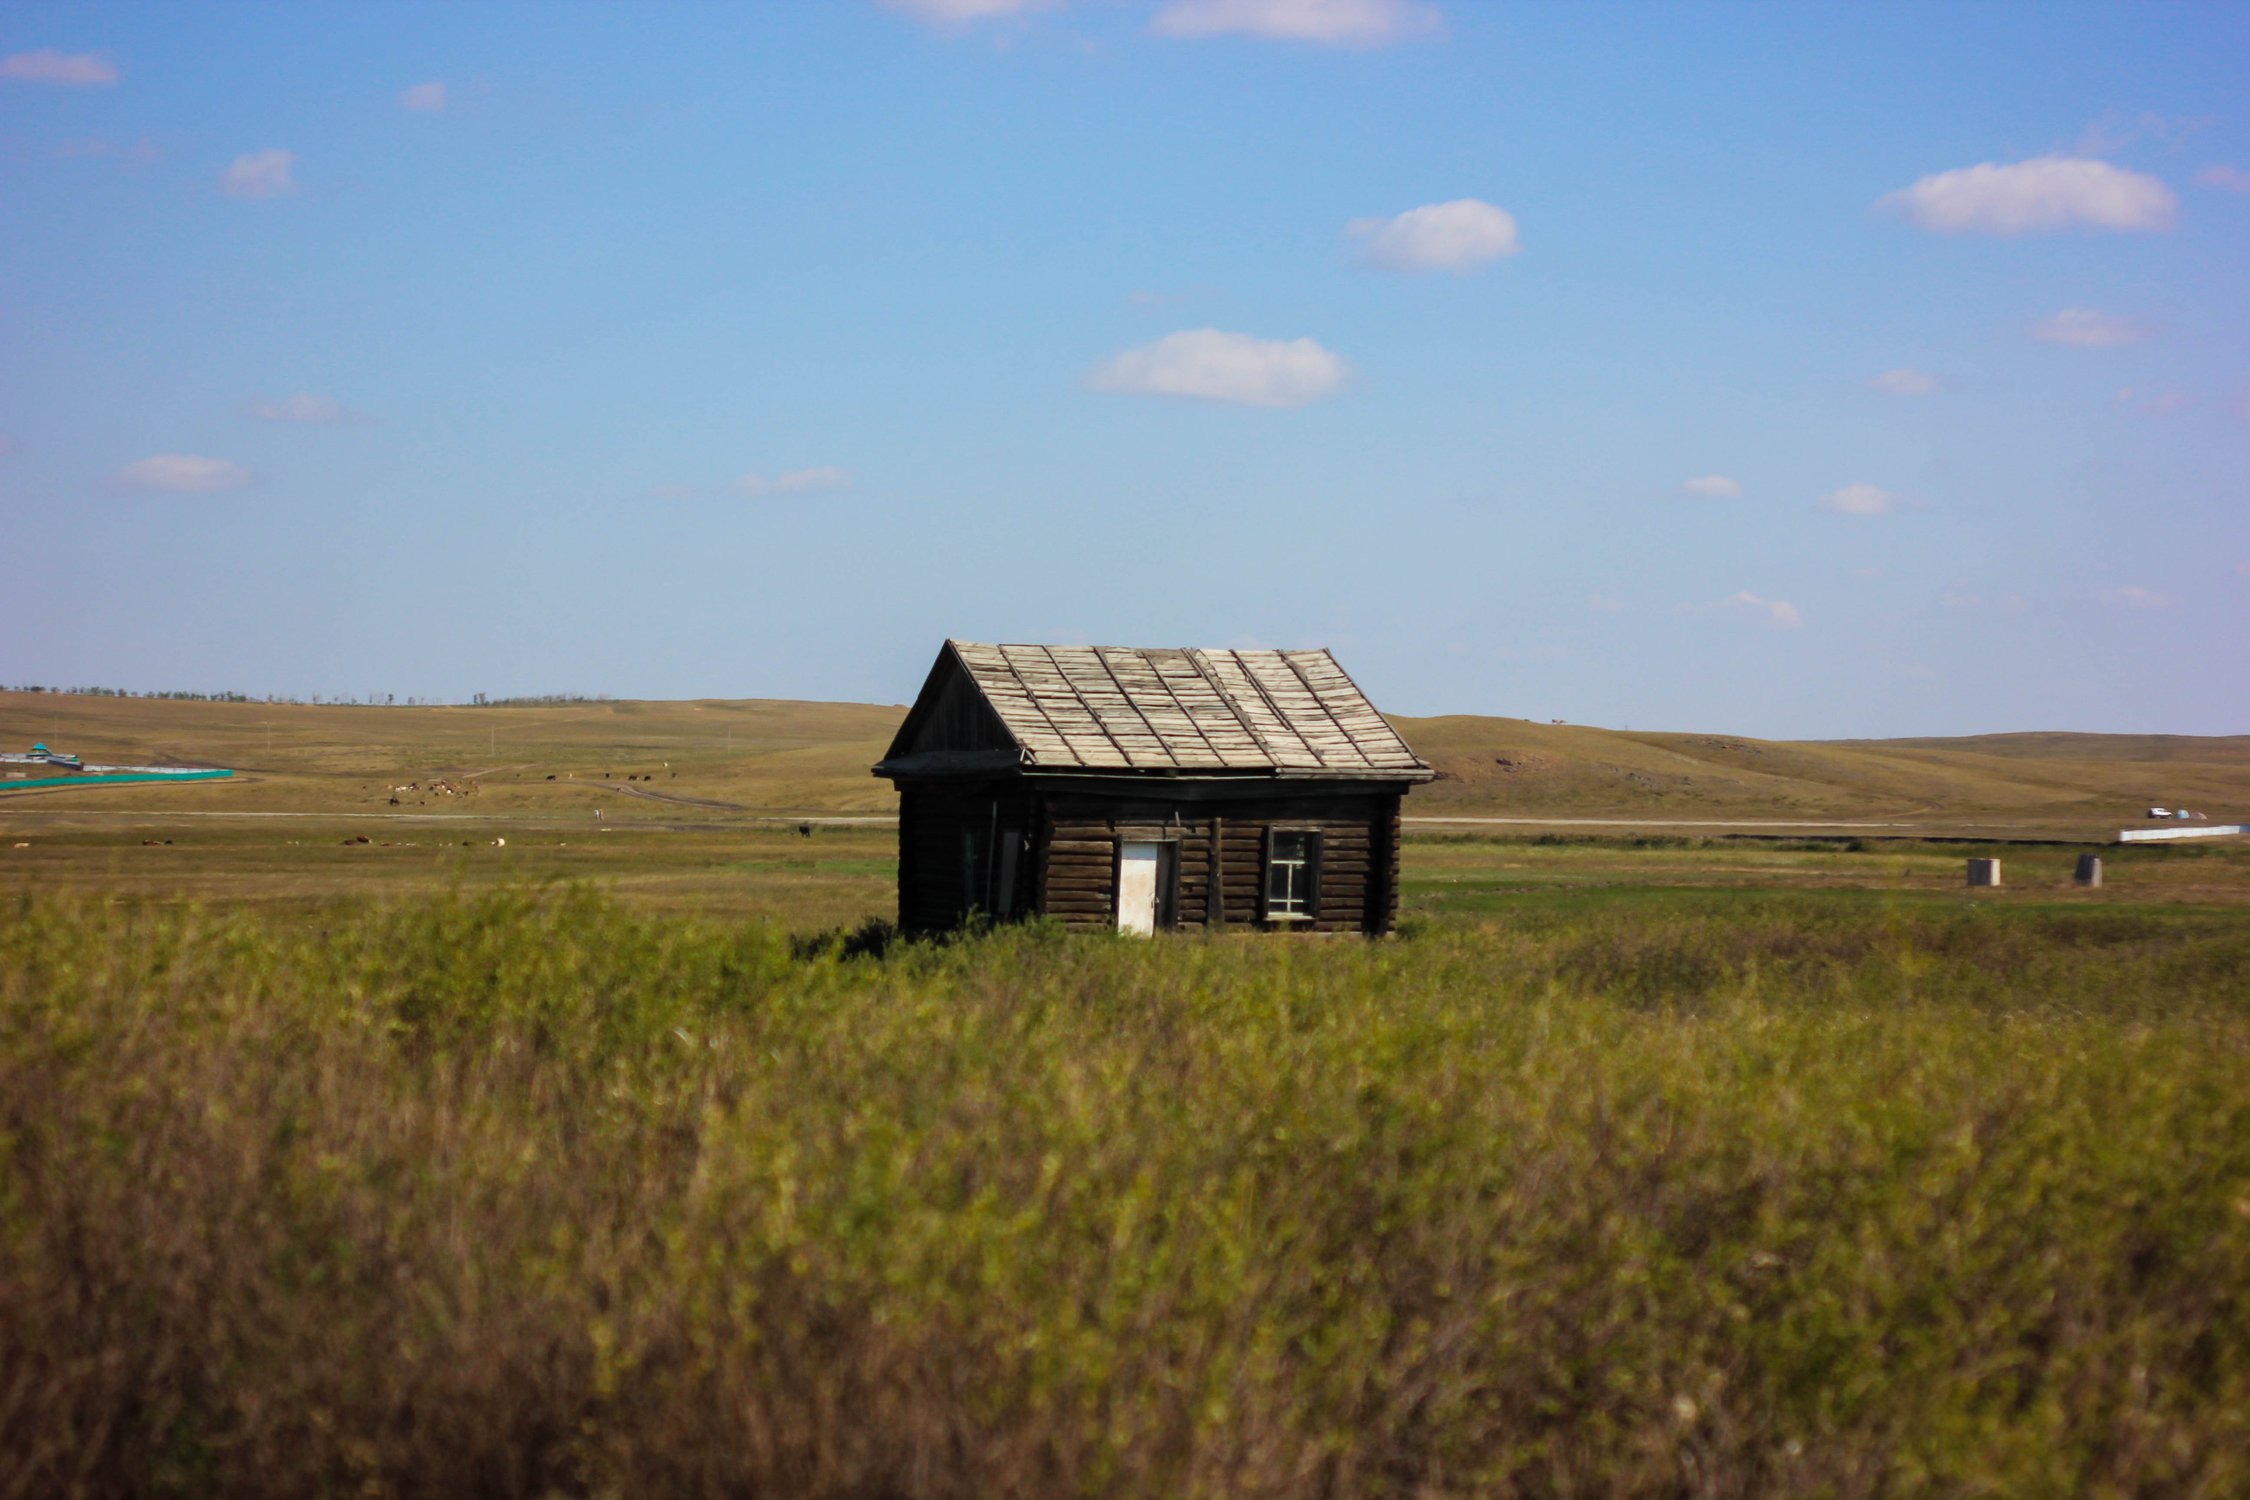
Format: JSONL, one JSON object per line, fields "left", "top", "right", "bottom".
{"left": 6, "top": 692, "right": 2250, "bottom": 1496}
{"left": 6, "top": 847, "right": 2250, "bottom": 1497}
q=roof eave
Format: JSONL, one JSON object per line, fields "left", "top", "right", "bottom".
{"left": 872, "top": 747, "right": 1028, "bottom": 780}
{"left": 876, "top": 754, "right": 1434, "bottom": 784}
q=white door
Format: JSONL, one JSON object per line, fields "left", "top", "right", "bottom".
{"left": 1116, "top": 842, "right": 1161, "bottom": 936}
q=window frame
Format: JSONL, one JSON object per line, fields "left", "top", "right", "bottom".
{"left": 1260, "top": 825, "right": 1323, "bottom": 926}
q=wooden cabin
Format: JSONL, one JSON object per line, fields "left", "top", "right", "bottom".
{"left": 873, "top": 640, "right": 1435, "bottom": 935}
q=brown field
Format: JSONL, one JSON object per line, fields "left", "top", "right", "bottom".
{"left": 4, "top": 689, "right": 2246, "bottom": 923}
{"left": 7, "top": 689, "right": 2248, "bottom": 831}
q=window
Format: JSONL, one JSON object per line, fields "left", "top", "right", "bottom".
{"left": 1263, "top": 828, "right": 1320, "bottom": 923}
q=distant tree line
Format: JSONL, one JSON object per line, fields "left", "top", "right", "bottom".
{"left": 476, "top": 693, "right": 616, "bottom": 707}
{"left": 5, "top": 685, "right": 266, "bottom": 703}
{"left": 2, "top": 685, "right": 614, "bottom": 707}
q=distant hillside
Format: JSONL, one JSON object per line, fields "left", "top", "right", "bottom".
{"left": 0, "top": 692, "right": 904, "bottom": 816}
{"left": 4, "top": 691, "right": 2246, "bottom": 834}
{"left": 1832, "top": 732, "right": 2250, "bottom": 764}
{"left": 1397, "top": 717, "right": 2250, "bottom": 832}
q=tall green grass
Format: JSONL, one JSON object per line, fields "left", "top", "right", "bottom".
{"left": 3, "top": 888, "right": 2247, "bottom": 1497}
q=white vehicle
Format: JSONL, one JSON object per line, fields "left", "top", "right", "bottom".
{"left": 2146, "top": 807, "right": 2171, "bottom": 818}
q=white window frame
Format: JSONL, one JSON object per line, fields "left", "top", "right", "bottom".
{"left": 1262, "top": 827, "right": 1321, "bottom": 925}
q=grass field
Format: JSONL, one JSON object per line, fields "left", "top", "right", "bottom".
{"left": 8, "top": 819, "right": 2250, "bottom": 930}
{"left": 10, "top": 683, "right": 2240, "bottom": 927}
{"left": 7, "top": 882, "right": 2249, "bottom": 1497}
{"left": 8, "top": 688, "right": 2249, "bottom": 835}
{"left": 4, "top": 691, "right": 2249, "bottom": 1497}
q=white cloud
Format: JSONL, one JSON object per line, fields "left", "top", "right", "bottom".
{"left": 1151, "top": 0, "right": 1442, "bottom": 47}
{"left": 221, "top": 148, "right": 297, "bottom": 199}
{"left": 246, "top": 394, "right": 365, "bottom": 425}
{"left": 1087, "top": 328, "right": 1350, "bottom": 408}
{"left": 881, "top": 0, "right": 1056, "bottom": 22}
{"left": 2100, "top": 585, "right": 2169, "bottom": 610}
{"left": 1681, "top": 475, "right": 1742, "bottom": 499}
{"left": 119, "top": 454, "right": 251, "bottom": 493}
{"left": 1584, "top": 593, "right": 1625, "bottom": 614}
{"left": 399, "top": 81, "right": 447, "bottom": 112}
{"left": 0, "top": 50, "right": 118, "bottom": 86}
{"left": 737, "top": 466, "right": 851, "bottom": 496}
{"left": 1346, "top": 198, "right": 1518, "bottom": 272}
{"left": 2030, "top": 307, "right": 2149, "bottom": 347}
{"left": 1881, "top": 156, "right": 2176, "bottom": 235}
{"left": 1709, "top": 591, "right": 1803, "bottom": 629}
{"left": 2199, "top": 165, "right": 2250, "bottom": 193}
{"left": 1820, "top": 483, "right": 1898, "bottom": 516}
{"left": 1870, "top": 368, "right": 1937, "bottom": 396}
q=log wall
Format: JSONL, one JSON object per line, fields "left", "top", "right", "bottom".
{"left": 896, "top": 782, "right": 1038, "bottom": 934}
{"left": 1036, "top": 790, "right": 1402, "bottom": 935}
{"left": 896, "top": 782, "right": 1407, "bottom": 936}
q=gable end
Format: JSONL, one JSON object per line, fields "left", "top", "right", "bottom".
{"left": 881, "top": 642, "right": 1024, "bottom": 764}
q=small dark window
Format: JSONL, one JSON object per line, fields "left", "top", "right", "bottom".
{"left": 1263, "top": 828, "right": 1321, "bottom": 923}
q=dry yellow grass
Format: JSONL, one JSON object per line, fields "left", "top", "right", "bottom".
{"left": 0, "top": 691, "right": 901, "bottom": 818}
{"left": 8, "top": 690, "right": 2243, "bottom": 839}
{"left": 1402, "top": 716, "right": 2250, "bottom": 834}
{"left": 7, "top": 687, "right": 2248, "bottom": 931}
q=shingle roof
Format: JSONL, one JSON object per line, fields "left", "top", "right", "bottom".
{"left": 913, "top": 640, "right": 1431, "bottom": 777}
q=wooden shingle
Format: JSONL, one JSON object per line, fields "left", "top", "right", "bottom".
{"left": 897, "top": 639, "right": 1430, "bottom": 778}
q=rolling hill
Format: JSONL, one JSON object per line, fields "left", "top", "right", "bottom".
{"left": 3, "top": 690, "right": 2245, "bottom": 836}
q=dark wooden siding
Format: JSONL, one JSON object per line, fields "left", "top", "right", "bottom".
{"left": 900, "top": 656, "right": 1017, "bottom": 756}
{"left": 1215, "top": 805, "right": 1365, "bottom": 934}
{"left": 1034, "top": 790, "right": 1400, "bottom": 935}
{"left": 1373, "top": 795, "right": 1401, "bottom": 934}
{"left": 896, "top": 782, "right": 1038, "bottom": 934}
{"left": 1039, "top": 803, "right": 1218, "bottom": 931}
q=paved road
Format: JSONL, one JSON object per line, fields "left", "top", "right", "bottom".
{"left": 582, "top": 779, "right": 758, "bottom": 814}
{"left": 1404, "top": 816, "right": 1911, "bottom": 829}
{"left": 0, "top": 803, "right": 2100, "bottom": 840}
{"left": 0, "top": 807, "right": 898, "bottom": 828}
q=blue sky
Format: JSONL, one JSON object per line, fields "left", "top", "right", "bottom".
{"left": 2, "top": 0, "right": 2245, "bottom": 736}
